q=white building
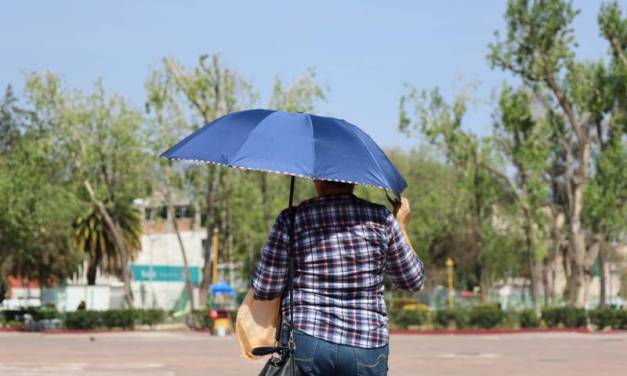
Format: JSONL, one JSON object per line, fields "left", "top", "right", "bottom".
{"left": 38, "top": 193, "right": 215, "bottom": 311}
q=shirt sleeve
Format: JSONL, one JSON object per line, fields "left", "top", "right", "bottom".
{"left": 251, "top": 210, "right": 289, "bottom": 300}
{"left": 384, "top": 212, "right": 425, "bottom": 291}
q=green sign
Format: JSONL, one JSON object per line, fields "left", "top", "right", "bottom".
{"left": 131, "top": 264, "right": 201, "bottom": 284}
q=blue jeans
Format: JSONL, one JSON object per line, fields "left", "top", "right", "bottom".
{"left": 293, "top": 330, "right": 389, "bottom": 376}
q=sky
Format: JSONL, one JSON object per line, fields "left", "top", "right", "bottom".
{"left": 0, "top": 0, "right": 617, "bottom": 150}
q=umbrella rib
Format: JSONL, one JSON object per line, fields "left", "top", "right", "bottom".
{"left": 306, "top": 114, "right": 316, "bottom": 180}
{"left": 343, "top": 121, "right": 389, "bottom": 192}
{"left": 225, "top": 110, "right": 275, "bottom": 165}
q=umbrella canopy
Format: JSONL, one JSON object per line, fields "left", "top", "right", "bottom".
{"left": 161, "top": 109, "right": 407, "bottom": 196}
{"left": 210, "top": 281, "right": 236, "bottom": 297}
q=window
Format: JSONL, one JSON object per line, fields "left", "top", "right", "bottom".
{"left": 175, "top": 205, "right": 194, "bottom": 219}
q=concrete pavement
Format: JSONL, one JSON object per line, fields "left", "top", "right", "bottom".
{"left": 0, "top": 331, "right": 625, "bottom": 375}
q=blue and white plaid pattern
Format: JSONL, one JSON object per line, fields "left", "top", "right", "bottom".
{"left": 251, "top": 194, "right": 425, "bottom": 348}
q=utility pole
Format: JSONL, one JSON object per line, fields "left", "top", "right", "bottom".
{"left": 212, "top": 228, "right": 219, "bottom": 284}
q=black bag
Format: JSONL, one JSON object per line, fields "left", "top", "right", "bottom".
{"left": 255, "top": 180, "right": 303, "bottom": 376}
{"left": 257, "top": 350, "right": 301, "bottom": 376}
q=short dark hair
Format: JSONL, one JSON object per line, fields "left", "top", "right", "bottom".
{"left": 319, "top": 180, "right": 354, "bottom": 191}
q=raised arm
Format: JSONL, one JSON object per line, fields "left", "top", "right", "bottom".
{"left": 384, "top": 198, "right": 425, "bottom": 291}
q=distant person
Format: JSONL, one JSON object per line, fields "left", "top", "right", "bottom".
{"left": 77, "top": 301, "right": 86, "bottom": 311}
{"left": 252, "top": 180, "right": 425, "bottom": 376}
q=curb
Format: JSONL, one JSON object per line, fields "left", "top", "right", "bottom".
{"left": 389, "top": 328, "right": 624, "bottom": 335}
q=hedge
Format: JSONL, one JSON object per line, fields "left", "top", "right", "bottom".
{"left": 519, "top": 309, "right": 541, "bottom": 328}
{"left": 433, "top": 308, "right": 468, "bottom": 329}
{"left": 63, "top": 309, "right": 167, "bottom": 330}
{"left": 64, "top": 310, "right": 102, "bottom": 329}
{"left": 541, "top": 306, "right": 587, "bottom": 328}
{"left": 138, "top": 309, "right": 166, "bottom": 327}
{"left": 32, "top": 308, "right": 61, "bottom": 321}
{"left": 101, "top": 309, "right": 137, "bottom": 329}
{"left": 392, "top": 308, "right": 429, "bottom": 329}
{"left": 13, "top": 305, "right": 627, "bottom": 332}
{"left": 588, "top": 307, "right": 627, "bottom": 330}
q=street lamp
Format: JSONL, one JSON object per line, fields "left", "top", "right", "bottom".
{"left": 446, "top": 258, "right": 454, "bottom": 309}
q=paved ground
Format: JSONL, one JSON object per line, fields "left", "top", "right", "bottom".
{"left": 0, "top": 331, "right": 625, "bottom": 375}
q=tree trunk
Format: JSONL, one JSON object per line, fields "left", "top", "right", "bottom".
{"left": 599, "top": 245, "right": 607, "bottom": 307}
{"left": 529, "top": 261, "right": 543, "bottom": 313}
{"left": 260, "top": 173, "right": 272, "bottom": 232}
{"left": 522, "top": 206, "right": 543, "bottom": 313}
{"left": 198, "top": 167, "right": 221, "bottom": 307}
{"left": 542, "top": 255, "right": 557, "bottom": 306}
{"left": 83, "top": 180, "right": 134, "bottom": 308}
{"left": 164, "top": 186, "right": 195, "bottom": 323}
{"left": 218, "top": 170, "right": 232, "bottom": 285}
{"left": 86, "top": 252, "right": 99, "bottom": 286}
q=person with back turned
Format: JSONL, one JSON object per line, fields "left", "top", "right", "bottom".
{"left": 251, "top": 180, "right": 425, "bottom": 376}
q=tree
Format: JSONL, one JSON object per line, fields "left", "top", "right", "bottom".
{"left": 74, "top": 202, "right": 142, "bottom": 285}
{"left": 488, "top": 0, "right": 627, "bottom": 306}
{"left": 24, "top": 73, "right": 148, "bottom": 307}
{"left": 399, "top": 86, "right": 520, "bottom": 300}
{"left": 0, "top": 85, "right": 26, "bottom": 154}
{"left": 162, "top": 54, "right": 255, "bottom": 307}
{"left": 494, "top": 85, "right": 553, "bottom": 312}
{"left": 0, "top": 84, "right": 82, "bottom": 286}
{"left": 145, "top": 67, "right": 198, "bottom": 319}
{"left": 0, "top": 133, "right": 82, "bottom": 287}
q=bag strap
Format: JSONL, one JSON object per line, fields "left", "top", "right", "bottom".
{"left": 286, "top": 181, "right": 296, "bottom": 351}
{"left": 271, "top": 177, "right": 297, "bottom": 350}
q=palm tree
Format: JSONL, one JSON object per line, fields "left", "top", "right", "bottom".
{"left": 74, "top": 202, "right": 142, "bottom": 285}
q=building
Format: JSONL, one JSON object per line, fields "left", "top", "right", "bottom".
{"left": 3, "top": 193, "right": 228, "bottom": 312}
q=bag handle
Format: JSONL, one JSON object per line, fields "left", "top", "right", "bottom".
{"left": 286, "top": 177, "right": 296, "bottom": 350}
{"left": 258, "top": 176, "right": 297, "bottom": 356}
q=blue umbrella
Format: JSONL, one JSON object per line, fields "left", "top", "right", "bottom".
{"left": 161, "top": 109, "right": 406, "bottom": 196}
{"left": 210, "top": 281, "right": 236, "bottom": 298}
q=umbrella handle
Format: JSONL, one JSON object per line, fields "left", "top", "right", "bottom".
{"left": 384, "top": 191, "right": 401, "bottom": 213}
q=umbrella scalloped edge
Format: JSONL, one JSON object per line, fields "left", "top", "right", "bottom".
{"left": 165, "top": 157, "right": 394, "bottom": 193}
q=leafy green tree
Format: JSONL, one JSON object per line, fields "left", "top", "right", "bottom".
{"left": 399, "top": 87, "right": 519, "bottom": 299}
{"left": 161, "top": 54, "right": 256, "bottom": 307}
{"left": 488, "top": 0, "right": 627, "bottom": 306}
{"left": 0, "top": 85, "right": 27, "bottom": 154}
{"left": 24, "top": 73, "right": 148, "bottom": 307}
{"left": 493, "top": 85, "right": 554, "bottom": 311}
{"left": 0, "top": 84, "right": 82, "bottom": 286}
{"left": 145, "top": 67, "right": 199, "bottom": 317}
{"left": 74, "top": 202, "right": 142, "bottom": 285}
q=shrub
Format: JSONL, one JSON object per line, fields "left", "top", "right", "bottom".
{"left": 434, "top": 308, "right": 468, "bottom": 329}
{"left": 588, "top": 307, "right": 618, "bottom": 330}
{"left": 561, "top": 306, "right": 587, "bottom": 328}
{"left": 541, "top": 307, "right": 560, "bottom": 328}
{"left": 193, "top": 309, "right": 214, "bottom": 330}
{"left": 519, "top": 309, "right": 541, "bottom": 328}
{"left": 33, "top": 308, "right": 60, "bottom": 321}
{"left": 138, "top": 309, "right": 166, "bottom": 327}
{"left": 469, "top": 304, "right": 504, "bottom": 329}
{"left": 392, "top": 308, "right": 429, "bottom": 329}
{"left": 542, "top": 306, "right": 587, "bottom": 328}
{"left": 64, "top": 310, "right": 102, "bottom": 329}
{"left": 616, "top": 310, "right": 627, "bottom": 330}
{"left": 101, "top": 309, "right": 137, "bottom": 329}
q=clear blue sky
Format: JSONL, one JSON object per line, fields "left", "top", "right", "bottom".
{"left": 0, "top": 0, "right": 614, "bottom": 149}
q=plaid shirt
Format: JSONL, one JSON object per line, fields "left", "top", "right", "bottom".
{"left": 251, "top": 194, "right": 425, "bottom": 348}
